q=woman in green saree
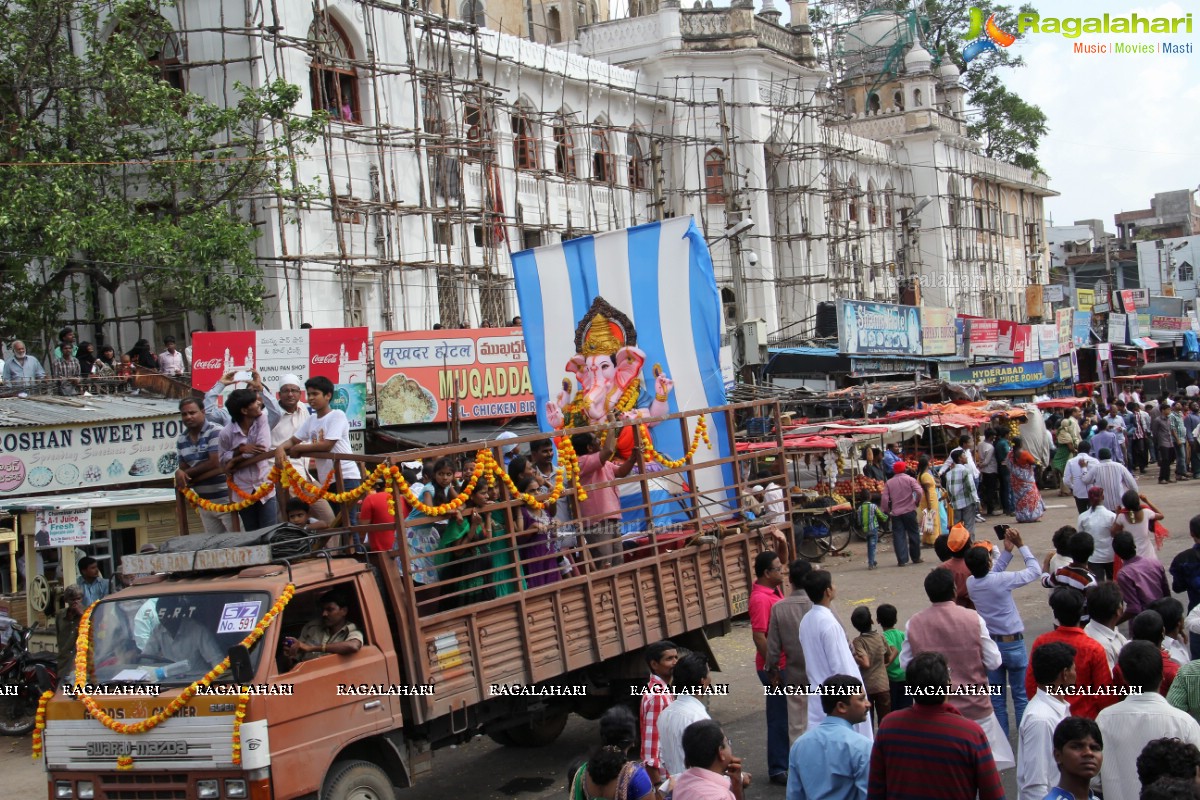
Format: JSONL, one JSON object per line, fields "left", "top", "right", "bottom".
{"left": 436, "top": 483, "right": 524, "bottom": 608}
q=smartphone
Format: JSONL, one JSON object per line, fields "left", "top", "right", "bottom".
{"left": 993, "top": 524, "right": 1009, "bottom": 540}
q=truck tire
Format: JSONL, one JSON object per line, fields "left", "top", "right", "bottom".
{"left": 488, "top": 711, "right": 569, "bottom": 747}
{"left": 321, "top": 759, "right": 396, "bottom": 800}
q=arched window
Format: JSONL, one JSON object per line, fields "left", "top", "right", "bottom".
{"left": 847, "top": 96, "right": 857, "bottom": 115}
{"left": 628, "top": 134, "right": 647, "bottom": 190}
{"left": 1180, "top": 261, "right": 1194, "bottom": 283}
{"left": 512, "top": 110, "right": 538, "bottom": 170}
{"left": 704, "top": 148, "right": 725, "bottom": 205}
{"left": 553, "top": 117, "right": 576, "bottom": 177}
{"left": 309, "top": 15, "right": 360, "bottom": 123}
{"left": 421, "top": 82, "right": 443, "bottom": 134}
{"left": 591, "top": 127, "right": 614, "bottom": 182}
{"left": 847, "top": 179, "right": 860, "bottom": 223}
{"left": 913, "top": 88, "right": 923, "bottom": 107}
{"left": 867, "top": 93, "right": 881, "bottom": 113}
{"left": 463, "top": 103, "right": 487, "bottom": 160}
{"left": 867, "top": 181, "right": 878, "bottom": 225}
{"left": 590, "top": 1, "right": 599, "bottom": 22}
{"left": 884, "top": 184, "right": 894, "bottom": 226}
{"left": 113, "top": 15, "right": 187, "bottom": 93}
{"left": 892, "top": 90, "right": 904, "bottom": 111}
{"left": 461, "top": 0, "right": 487, "bottom": 26}
{"left": 829, "top": 177, "right": 842, "bottom": 221}
{"left": 546, "top": 8, "right": 562, "bottom": 43}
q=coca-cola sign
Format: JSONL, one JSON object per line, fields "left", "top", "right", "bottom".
{"left": 191, "top": 328, "right": 369, "bottom": 431}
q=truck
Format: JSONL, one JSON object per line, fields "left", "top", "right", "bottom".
{"left": 40, "top": 402, "right": 790, "bottom": 800}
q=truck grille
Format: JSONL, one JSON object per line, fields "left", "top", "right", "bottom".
{"left": 98, "top": 773, "right": 189, "bottom": 800}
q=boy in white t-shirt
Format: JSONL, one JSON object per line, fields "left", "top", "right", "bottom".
{"left": 280, "top": 376, "right": 363, "bottom": 525}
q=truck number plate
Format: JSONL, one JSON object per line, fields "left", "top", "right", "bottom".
{"left": 86, "top": 740, "right": 188, "bottom": 757}
{"left": 730, "top": 589, "right": 748, "bottom": 615}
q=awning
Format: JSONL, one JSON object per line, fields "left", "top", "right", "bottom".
{"left": 0, "top": 488, "right": 179, "bottom": 513}
{"left": 372, "top": 419, "right": 543, "bottom": 450}
{"left": 736, "top": 435, "right": 837, "bottom": 452}
{"left": 1134, "top": 338, "right": 1159, "bottom": 350}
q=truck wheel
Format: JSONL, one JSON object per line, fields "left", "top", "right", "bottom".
{"left": 489, "top": 711, "right": 569, "bottom": 747}
{"left": 321, "top": 759, "right": 395, "bottom": 800}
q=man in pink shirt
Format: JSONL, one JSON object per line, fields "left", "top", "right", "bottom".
{"left": 570, "top": 415, "right": 640, "bottom": 569}
{"left": 749, "top": 550, "right": 788, "bottom": 784}
{"left": 881, "top": 462, "right": 924, "bottom": 567}
{"left": 673, "top": 719, "right": 748, "bottom": 800}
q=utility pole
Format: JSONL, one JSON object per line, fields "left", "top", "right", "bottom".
{"left": 717, "top": 88, "right": 752, "bottom": 382}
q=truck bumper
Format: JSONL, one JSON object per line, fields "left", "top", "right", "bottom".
{"left": 47, "top": 770, "right": 262, "bottom": 800}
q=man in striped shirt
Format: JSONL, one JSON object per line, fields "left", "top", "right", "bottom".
{"left": 638, "top": 640, "right": 678, "bottom": 786}
{"left": 868, "top": 651, "right": 1004, "bottom": 800}
{"left": 1083, "top": 448, "right": 1139, "bottom": 513}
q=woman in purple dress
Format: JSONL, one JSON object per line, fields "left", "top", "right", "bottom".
{"left": 513, "top": 473, "right": 560, "bottom": 587}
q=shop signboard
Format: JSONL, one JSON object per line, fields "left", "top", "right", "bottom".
{"left": 921, "top": 307, "right": 957, "bottom": 356}
{"left": 946, "top": 359, "right": 1062, "bottom": 391}
{"left": 191, "top": 328, "right": 369, "bottom": 429}
{"left": 1120, "top": 289, "right": 1150, "bottom": 312}
{"left": 1108, "top": 312, "right": 1128, "bottom": 344}
{"left": 996, "top": 321, "right": 1032, "bottom": 363}
{"left": 33, "top": 509, "right": 92, "bottom": 547}
{"left": 1055, "top": 308, "right": 1074, "bottom": 355}
{"left": 1037, "top": 324, "right": 1059, "bottom": 359}
{"left": 965, "top": 318, "right": 999, "bottom": 358}
{"left": 374, "top": 327, "right": 534, "bottom": 425}
{"left": 1076, "top": 288, "right": 1095, "bottom": 311}
{"left": 1045, "top": 285, "right": 1065, "bottom": 303}
{"left": 1072, "top": 311, "right": 1092, "bottom": 348}
{"left": 0, "top": 415, "right": 182, "bottom": 497}
{"left": 837, "top": 300, "right": 922, "bottom": 356}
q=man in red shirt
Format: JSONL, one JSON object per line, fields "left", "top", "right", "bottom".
{"left": 749, "top": 550, "right": 787, "bottom": 785}
{"left": 639, "top": 640, "right": 678, "bottom": 786}
{"left": 357, "top": 478, "right": 397, "bottom": 552}
{"left": 1024, "top": 587, "right": 1120, "bottom": 719}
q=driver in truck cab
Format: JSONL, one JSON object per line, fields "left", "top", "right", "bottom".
{"left": 141, "top": 597, "right": 224, "bottom": 674}
{"left": 283, "top": 589, "right": 364, "bottom": 664}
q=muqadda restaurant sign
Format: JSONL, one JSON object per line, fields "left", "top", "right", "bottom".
{"left": 0, "top": 417, "right": 182, "bottom": 496}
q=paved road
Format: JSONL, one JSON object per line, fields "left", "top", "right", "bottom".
{"left": 4, "top": 480, "right": 1196, "bottom": 799}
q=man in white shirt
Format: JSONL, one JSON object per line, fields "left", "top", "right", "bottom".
{"left": 281, "top": 376, "right": 363, "bottom": 525}
{"left": 1083, "top": 581, "right": 1127, "bottom": 671}
{"left": 1062, "top": 440, "right": 1099, "bottom": 515}
{"left": 270, "top": 374, "right": 333, "bottom": 525}
{"left": 1077, "top": 485, "right": 1117, "bottom": 580}
{"left": 1017, "top": 642, "right": 1075, "bottom": 800}
{"left": 656, "top": 651, "right": 713, "bottom": 778}
{"left": 1097, "top": 640, "right": 1200, "bottom": 800}
{"left": 938, "top": 434, "right": 981, "bottom": 481}
{"left": 158, "top": 336, "right": 186, "bottom": 376}
{"left": 798, "top": 569, "right": 873, "bottom": 741}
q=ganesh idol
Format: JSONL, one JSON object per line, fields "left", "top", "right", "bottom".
{"left": 545, "top": 298, "right": 675, "bottom": 448}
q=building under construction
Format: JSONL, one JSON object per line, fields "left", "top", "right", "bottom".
{"left": 65, "top": 0, "right": 1054, "bottom": 350}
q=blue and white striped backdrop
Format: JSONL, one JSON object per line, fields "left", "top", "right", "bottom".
{"left": 510, "top": 217, "right": 734, "bottom": 516}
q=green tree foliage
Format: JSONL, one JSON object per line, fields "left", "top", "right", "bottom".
{"left": 0, "top": 0, "right": 323, "bottom": 343}
{"left": 911, "top": 0, "right": 1048, "bottom": 172}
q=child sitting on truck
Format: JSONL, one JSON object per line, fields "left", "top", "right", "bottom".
{"left": 437, "top": 484, "right": 523, "bottom": 608}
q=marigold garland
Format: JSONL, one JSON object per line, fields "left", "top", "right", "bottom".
{"left": 636, "top": 415, "right": 711, "bottom": 469}
{"left": 181, "top": 466, "right": 280, "bottom": 514}
{"left": 71, "top": 585, "right": 295, "bottom": 737}
{"left": 116, "top": 755, "right": 134, "bottom": 771}
{"left": 231, "top": 689, "right": 251, "bottom": 765}
{"left": 30, "top": 690, "right": 54, "bottom": 760}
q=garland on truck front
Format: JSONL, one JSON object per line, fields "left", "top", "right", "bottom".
{"left": 58, "top": 585, "right": 296, "bottom": 770}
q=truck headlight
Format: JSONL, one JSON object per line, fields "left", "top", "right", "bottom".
{"left": 76, "top": 782, "right": 94, "bottom": 800}
{"left": 196, "top": 779, "right": 220, "bottom": 799}
{"left": 54, "top": 781, "right": 73, "bottom": 799}
{"left": 225, "top": 779, "right": 248, "bottom": 798}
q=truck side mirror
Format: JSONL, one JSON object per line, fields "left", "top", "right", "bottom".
{"left": 228, "top": 644, "right": 254, "bottom": 683}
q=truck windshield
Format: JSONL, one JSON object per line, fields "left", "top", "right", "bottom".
{"left": 81, "top": 591, "right": 273, "bottom": 686}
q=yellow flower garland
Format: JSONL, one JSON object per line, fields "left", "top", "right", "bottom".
{"left": 71, "top": 585, "right": 295, "bottom": 739}
{"left": 30, "top": 689, "right": 54, "bottom": 760}
{"left": 231, "top": 689, "right": 251, "bottom": 765}
{"left": 180, "top": 466, "right": 281, "bottom": 514}
{"left": 636, "top": 415, "right": 711, "bottom": 469}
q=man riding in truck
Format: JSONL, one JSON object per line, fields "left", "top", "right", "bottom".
{"left": 283, "top": 589, "right": 364, "bottom": 664}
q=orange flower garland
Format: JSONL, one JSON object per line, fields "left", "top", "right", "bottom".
{"left": 30, "top": 689, "right": 54, "bottom": 760}
{"left": 389, "top": 461, "right": 484, "bottom": 517}
{"left": 636, "top": 415, "right": 711, "bottom": 469}
{"left": 116, "top": 754, "right": 134, "bottom": 771}
{"left": 281, "top": 466, "right": 334, "bottom": 505}
{"left": 231, "top": 689, "right": 251, "bottom": 765}
{"left": 181, "top": 466, "right": 280, "bottom": 514}
{"left": 71, "top": 585, "right": 295, "bottom": 737}
{"left": 279, "top": 460, "right": 387, "bottom": 505}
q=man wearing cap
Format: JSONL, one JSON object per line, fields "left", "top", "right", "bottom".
{"left": 942, "top": 526, "right": 977, "bottom": 609}
{"left": 270, "top": 374, "right": 334, "bottom": 525}
{"left": 966, "top": 527, "right": 1041, "bottom": 736}
{"left": 1078, "top": 486, "right": 1117, "bottom": 581}
{"left": 880, "top": 461, "right": 923, "bottom": 567}
{"left": 496, "top": 431, "right": 520, "bottom": 467}
{"left": 1062, "top": 440, "right": 1098, "bottom": 514}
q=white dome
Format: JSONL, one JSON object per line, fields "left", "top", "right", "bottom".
{"left": 937, "top": 60, "right": 961, "bottom": 81}
{"left": 904, "top": 43, "right": 933, "bottom": 73}
{"left": 841, "top": 11, "right": 906, "bottom": 55}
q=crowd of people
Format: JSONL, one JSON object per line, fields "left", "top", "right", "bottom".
{"left": 0, "top": 326, "right": 189, "bottom": 395}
